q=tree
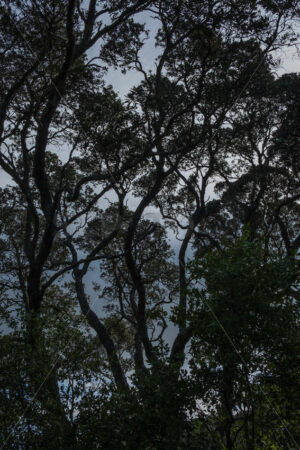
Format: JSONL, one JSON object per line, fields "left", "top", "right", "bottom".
{"left": 0, "top": 0, "right": 299, "bottom": 447}
{"left": 0, "top": 285, "right": 111, "bottom": 448}
{"left": 0, "top": 0, "right": 151, "bottom": 428}
{"left": 187, "top": 234, "right": 300, "bottom": 449}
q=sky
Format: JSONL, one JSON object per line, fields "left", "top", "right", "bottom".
{"left": 0, "top": 9, "right": 299, "bottom": 345}
{"left": 76, "top": 24, "right": 300, "bottom": 345}
{"left": 102, "top": 15, "right": 300, "bottom": 96}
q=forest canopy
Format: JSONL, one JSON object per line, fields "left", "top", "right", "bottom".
{"left": 0, "top": 1, "right": 299, "bottom": 448}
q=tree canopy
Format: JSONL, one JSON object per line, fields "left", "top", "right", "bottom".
{"left": 0, "top": 0, "right": 299, "bottom": 448}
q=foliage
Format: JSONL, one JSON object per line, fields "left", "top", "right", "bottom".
{"left": 187, "top": 235, "right": 300, "bottom": 449}
{"left": 0, "top": 0, "right": 299, "bottom": 448}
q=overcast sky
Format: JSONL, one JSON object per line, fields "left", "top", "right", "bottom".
{"left": 1, "top": 13, "right": 299, "bottom": 343}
